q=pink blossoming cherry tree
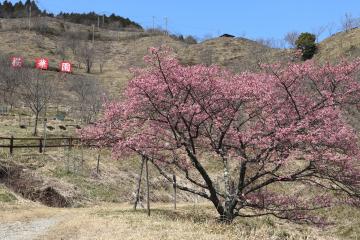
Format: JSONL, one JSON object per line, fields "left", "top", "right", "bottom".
{"left": 82, "top": 48, "right": 360, "bottom": 223}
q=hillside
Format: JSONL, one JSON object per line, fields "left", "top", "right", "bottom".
{"left": 315, "top": 27, "right": 360, "bottom": 62}
{"left": 1, "top": 17, "right": 360, "bottom": 83}
{"left": 0, "top": 0, "right": 142, "bottom": 30}
{"left": 0, "top": 17, "right": 290, "bottom": 94}
{"left": 1, "top": 16, "right": 360, "bottom": 240}
{"left": 179, "top": 37, "right": 293, "bottom": 72}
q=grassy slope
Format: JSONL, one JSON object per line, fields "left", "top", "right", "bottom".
{"left": 315, "top": 28, "right": 360, "bottom": 63}
{"left": 0, "top": 18, "right": 289, "bottom": 92}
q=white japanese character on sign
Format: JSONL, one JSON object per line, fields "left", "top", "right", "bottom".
{"left": 11, "top": 57, "right": 23, "bottom": 67}
{"left": 61, "top": 62, "right": 71, "bottom": 72}
{"left": 38, "top": 59, "right": 47, "bottom": 69}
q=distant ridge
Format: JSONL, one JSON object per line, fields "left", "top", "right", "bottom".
{"left": 0, "top": 0, "right": 142, "bottom": 30}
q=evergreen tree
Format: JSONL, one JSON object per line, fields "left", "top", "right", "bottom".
{"left": 2, "top": 0, "right": 14, "bottom": 18}
{"left": 0, "top": 2, "right": 3, "bottom": 18}
{"left": 295, "top": 32, "right": 317, "bottom": 61}
{"left": 13, "top": 1, "right": 26, "bottom": 18}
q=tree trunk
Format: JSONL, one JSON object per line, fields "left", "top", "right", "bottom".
{"left": 86, "top": 60, "right": 91, "bottom": 73}
{"left": 33, "top": 112, "right": 39, "bottom": 136}
{"left": 219, "top": 156, "right": 236, "bottom": 222}
{"left": 217, "top": 199, "right": 237, "bottom": 223}
{"left": 219, "top": 207, "right": 236, "bottom": 223}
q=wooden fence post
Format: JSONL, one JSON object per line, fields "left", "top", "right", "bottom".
{"left": 96, "top": 153, "right": 101, "bottom": 174}
{"left": 80, "top": 143, "right": 84, "bottom": 171}
{"left": 9, "top": 136, "right": 14, "bottom": 155}
{"left": 173, "top": 174, "right": 177, "bottom": 210}
{"left": 134, "top": 157, "right": 145, "bottom": 210}
{"left": 69, "top": 137, "right": 73, "bottom": 151}
{"left": 39, "top": 138, "right": 43, "bottom": 153}
{"left": 145, "top": 157, "right": 150, "bottom": 216}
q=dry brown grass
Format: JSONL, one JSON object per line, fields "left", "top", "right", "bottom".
{"left": 0, "top": 201, "right": 344, "bottom": 240}
{"left": 315, "top": 28, "right": 360, "bottom": 63}
{"left": 0, "top": 17, "right": 291, "bottom": 97}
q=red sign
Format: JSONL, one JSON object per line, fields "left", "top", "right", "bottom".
{"left": 60, "top": 61, "right": 72, "bottom": 73}
{"left": 11, "top": 57, "right": 24, "bottom": 68}
{"left": 35, "top": 58, "right": 49, "bottom": 70}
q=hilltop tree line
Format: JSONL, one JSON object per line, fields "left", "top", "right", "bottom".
{"left": 58, "top": 12, "right": 142, "bottom": 30}
{"left": 0, "top": 0, "right": 45, "bottom": 18}
{"left": 0, "top": 0, "right": 142, "bottom": 30}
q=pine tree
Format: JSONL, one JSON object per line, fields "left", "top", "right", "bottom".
{"left": 2, "top": 0, "right": 14, "bottom": 18}
{"left": 13, "top": 1, "right": 26, "bottom": 18}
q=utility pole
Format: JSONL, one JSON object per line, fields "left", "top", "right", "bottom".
{"left": 102, "top": 14, "right": 105, "bottom": 27}
{"left": 173, "top": 175, "right": 177, "bottom": 210}
{"left": 164, "top": 17, "right": 168, "bottom": 35}
{"left": 28, "top": 4, "right": 32, "bottom": 31}
{"left": 145, "top": 157, "right": 150, "bottom": 216}
{"left": 92, "top": 24, "right": 95, "bottom": 44}
{"left": 97, "top": 15, "right": 100, "bottom": 30}
{"left": 152, "top": 16, "right": 155, "bottom": 30}
{"left": 42, "top": 103, "right": 47, "bottom": 153}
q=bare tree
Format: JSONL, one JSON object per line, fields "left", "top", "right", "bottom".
{"left": 77, "top": 41, "right": 95, "bottom": 73}
{"left": 255, "top": 38, "right": 272, "bottom": 47}
{"left": 63, "top": 31, "right": 87, "bottom": 55}
{"left": 32, "top": 17, "right": 50, "bottom": 34}
{"left": 34, "top": 33, "right": 46, "bottom": 49}
{"left": 67, "top": 75, "right": 104, "bottom": 123}
{"left": 284, "top": 31, "right": 299, "bottom": 48}
{"left": 55, "top": 39, "right": 67, "bottom": 61}
{"left": 199, "top": 47, "right": 214, "bottom": 66}
{"left": 184, "top": 35, "right": 197, "bottom": 44}
{"left": 19, "top": 70, "right": 56, "bottom": 136}
{"left": 0, "top": 55, "right": 22, "bottom": 110}
{"left": 342, "top": 13, "right": 360, "bottom": 32}
{"left": 312, "top": 26, "right": 327, "bottom": 43}
{"left": 255, "top": 38, "right": 284, "bottom": 49}
{"left": 326, "top": 22, "right": 336, "bottom": 37}
{"left": 95, "top": 43, "right": 111, "bottom": 73}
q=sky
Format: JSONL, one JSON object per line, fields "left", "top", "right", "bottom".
{"left": 9, "top": 0, "right": 360, "bottom": 42}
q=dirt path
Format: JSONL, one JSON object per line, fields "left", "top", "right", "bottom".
{"left": 0, "top": 203, "right": 340, "bottom": 240}
{"left": 0, "top": 216, "right": 62, "bottom": 240}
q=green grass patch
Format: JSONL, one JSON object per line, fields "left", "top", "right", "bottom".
{"left": 0, "top": 186, "right": 17, "bottom": 203}
{"left": 52, "top": 167, "right": 124, "bottom": 202}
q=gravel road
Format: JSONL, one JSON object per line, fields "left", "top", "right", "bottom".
{"left": 0, "top": 217, "right": 60, "bottom": 240}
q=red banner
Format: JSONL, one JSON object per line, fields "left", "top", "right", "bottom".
{"left": 60, "top": 61, "right": 72, "bottom": 73}
{"left": 35, "top": 58, "right": 49, "bottom": 70}
{"left": 11, "top": 57, "right": 24, "bottom": 68}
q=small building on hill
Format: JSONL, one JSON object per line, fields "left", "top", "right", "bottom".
{"left": 220, "top": 34, "right": 235, "bottom": 38}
